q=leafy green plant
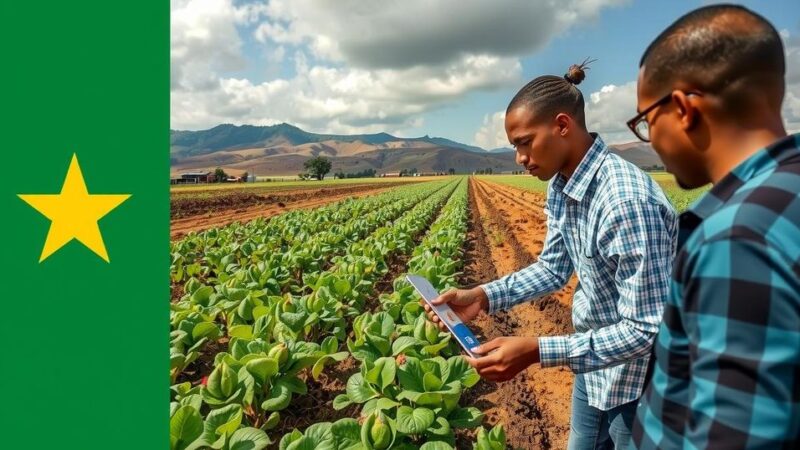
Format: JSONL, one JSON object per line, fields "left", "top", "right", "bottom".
{"left": 473, "top": 424, "right": 507, "bottom": 450}
{"left": 333, "top": 355, "right": 482, "bottom": 446}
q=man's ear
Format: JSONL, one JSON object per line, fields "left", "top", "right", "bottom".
{"left": 671, "top": 91, "right": 698, "bottom": 132}
{"left": 554, "top": 113, "right": 571, "bottom": 137}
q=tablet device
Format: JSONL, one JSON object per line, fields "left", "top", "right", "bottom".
{"left": 406, "top": 274, "right": 482, "bottom": 358}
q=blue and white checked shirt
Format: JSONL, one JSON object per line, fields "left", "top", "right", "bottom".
{"left": 482, "top": 134, "right": 678, "bottom": 410}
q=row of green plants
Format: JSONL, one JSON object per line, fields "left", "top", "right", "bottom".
{"left": 170, "top": 181, "right": 450, "bottom": 287}
{"left": 279, "top": 179, "right": 507, "bottom": 449}
{"left": 170, "top": 181, "right": 463, "bottom": 448}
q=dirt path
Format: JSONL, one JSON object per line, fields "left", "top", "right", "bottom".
{"left": 170, "top": 184, "right": 398, "bottom": 240}
{"left": 461, "top": 177, "right": 578, "bottom": 449}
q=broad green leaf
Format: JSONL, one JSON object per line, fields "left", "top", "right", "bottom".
{"left": 443, "top": 356, "right": 479, "bottom": 388}
{"left": 333, "top": 279, "right": 351, "bottom": 296}
{"left": 202, "top": 404, "right": 243, "bottom": 443}
{"left": 228, "top": 427, "right": 271, "bottom": 450}
{"left": 395, "top": 406, "right": 435, "bottom": 434}
{"left": 252, "top": 305, "right": 270, "bottom": 320}
{"left": 422, "top": 372, "right": 444, "bottom": 392}
{"left": 262, "top": 381, "right": 292, "bottom": 411}
{"left": 279, "top": 430, "right": 303, "bottom": 450}
{"left": 192, "top": 322, "right": 220, "bottom": 341}
{"left": 320, "top": 336, "right": 339, "bottom": 354}
{"left": 280, "top": 376, "right": 308, "bottom": 395}
{"left": 170, "top": 405, "right": 203, "bottom": 450}
{"left": 474, "top": 425, "right": 505, "bottom": 450}
{"left": 420, "top": 442, "right": 453, "bottom": 450}
{"left": 374, "top": 397, "right": 399, "bottom": 412}
{"left": 245, "top": 357, "right": 279, "bottom": 383}
{"left": 346, "top": 373, "right": 378, "bottom": 403}
{"left": 262, "top": 411, "right": 280, "bottom": 431}
{"left": 207, "top": 363, "right": 238, "bottom": 399}
{"left": 447, "top": 406, "right": 483, "bottom": 428}
{"left": 332, "top": 394, "right": 353, "bottom": 411}
{"left": 330, "top": 418, "right": 362, "bottom": 450}
{"left": 228, "top": 325, "right": 253, "bottom": 340}
{"left": 426, "top": 416, "right": 452, "bottom": 437}
{"left": 302, "top": 422, "right": 335, "bottom": 449}
{"left": 391, "top": 336, "right": 419, "bottom": 356}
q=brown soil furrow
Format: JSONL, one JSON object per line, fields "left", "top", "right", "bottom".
{"left": 170, "top": 186, "right": 393, "bottom": 240}
{"left": 475, "top": 179, "right": 577, "bottom": 312}
{"left": 462, "top": 177, "right": 555, "bottom": 449}
{"left": 463, "top": 177, "right": 579, "bottom": 450}
{"left": 480, "top": 179, "right": 548, "bottom": 211}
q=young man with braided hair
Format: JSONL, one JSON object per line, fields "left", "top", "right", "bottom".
{"left": 630, "top": 4, "right": 800, "bottom": 449}
{"left": 423, "top": 62, "right": 678, "bottom": 449}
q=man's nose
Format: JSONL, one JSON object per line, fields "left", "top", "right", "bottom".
{"left": 516, "top": 152, "right": 529, "bottom": 166}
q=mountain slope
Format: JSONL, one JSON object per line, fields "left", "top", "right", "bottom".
{"left": 170, "top": 123, "right": 663, "bottom": 175}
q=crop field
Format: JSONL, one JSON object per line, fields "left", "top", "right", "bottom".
{"left": 485, "top": 172, "right": 710, "bottom": 212}
{"left": 169, "top": 173, "right": 698, "bottom": 449}
{"left": 171, "top": 176, "right": 437, "bottom": 193}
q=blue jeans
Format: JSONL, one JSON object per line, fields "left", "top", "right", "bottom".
{"left": 567, "top": 374, "right": 638, "bottom": 450}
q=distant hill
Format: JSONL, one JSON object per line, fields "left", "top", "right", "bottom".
{"left": 608, "top": 142, "right": 663, "bottom": 169}
{"left": 170, "top": 123, "right": 662, "bottom": 176}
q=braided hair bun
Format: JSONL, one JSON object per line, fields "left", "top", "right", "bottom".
{"left": 563, "top": 58, "right": 597, "bottom": 85}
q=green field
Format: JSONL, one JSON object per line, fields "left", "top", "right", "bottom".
{"left": 484, "top": 172, "right": 709, "bottom": 212}
{"left": 170, "top": 176, "right": 444, "bottom": 193}
{"left": 169, "top": 178, "right": 510, "bottom": 449}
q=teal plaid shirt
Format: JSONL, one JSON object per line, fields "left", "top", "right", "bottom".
{"left": 633, "top": 134, "right": 800, "bottom": 449}
{"left": 482, "top": 134, "right": 678, "bottom": 410}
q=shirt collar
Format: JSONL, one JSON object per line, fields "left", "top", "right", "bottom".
{"left": 554, "top": 133, "right": 608, "bottom": 202}
{"left": 687, "top": 133, "right": 800, "bottom": 220}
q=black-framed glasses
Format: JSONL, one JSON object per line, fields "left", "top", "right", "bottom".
{"left": 626, "top": 91, "right": 702, "bottom": 142}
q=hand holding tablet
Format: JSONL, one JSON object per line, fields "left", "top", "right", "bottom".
{"left": 406, "top": 275, "right": 484, "bottom": 358}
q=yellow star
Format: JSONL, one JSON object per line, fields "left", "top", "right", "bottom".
{"left": 18, "top": 154, "right": 131, "bottom": 263}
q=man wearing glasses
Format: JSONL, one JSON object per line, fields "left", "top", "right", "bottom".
{"left": 630, "top": 4, "right": 800, "bottom": 449}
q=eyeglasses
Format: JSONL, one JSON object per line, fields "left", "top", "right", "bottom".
{"left": 626, "top": 91, "right": 702, "bottom": 142}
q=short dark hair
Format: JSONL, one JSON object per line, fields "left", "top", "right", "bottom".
{"left": 640, "top": 4, "right": 784, "bottom": 109}
{"left": 507, "top": 60, "right": 595, "bottom": 128}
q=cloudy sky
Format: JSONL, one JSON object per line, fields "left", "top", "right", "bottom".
{"left": 171, "top": 0, "right": 800, "bottom": 148}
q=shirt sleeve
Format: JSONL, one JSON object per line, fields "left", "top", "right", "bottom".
{"left": 539, "top": 199, "right": 677, "bottom": 372}
{"left": 678, "top": 237, "right": 800, "bottom": 449}
{"left": 481, "top": 198, "right": 573, "bottom": 313}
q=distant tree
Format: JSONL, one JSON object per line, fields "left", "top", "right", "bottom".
{"left": 304, "top": 156, "right": 332, "bottom": 180}
{"left": 214, "top": 167, "right": 227, "bottom": 183}
{"left": 448, "top": 168, "right": 455, "bottom": 175}
{"left": 240, "top": 171, "right": 249, "bottom": 182}
{"left": 400, "top": 169, "right": 408, "bottom": 177}
{"left": 411, "top": 167, "right": 418, "bottom": 175}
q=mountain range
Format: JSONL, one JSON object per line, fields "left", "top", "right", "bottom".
{"left": 170, "top": 123, "right": 662, "bottom": 176}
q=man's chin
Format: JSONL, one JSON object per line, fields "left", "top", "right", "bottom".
{"left": 532, "top": 171, "right": 555, "bottom": 181}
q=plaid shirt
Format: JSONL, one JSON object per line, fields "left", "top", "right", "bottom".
{"left": 482, "top": 134, "right": 678, "bottom": 410}
{"left": 633, "top": 134, "right": 800, "bottom": 449}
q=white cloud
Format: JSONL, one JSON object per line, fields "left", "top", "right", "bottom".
{"left": 170, "top": 0, "right": 629, "bottom": 132}
{"left": 256, "top": 0, "right": 628, "bottom": 69}
{"left": 783, "top": 32, "right": 800, "bottom": 133}
{"left": 470, "top": 81, "right": 639, "bottom": 149}
{"left": 171, "top": 0, "right": 247, "bottom": 92}
{"left": 172, "top": 54, "right": 521, "bottom": 133}
{"left": 473, "top": 111, "right": 509, "bottom": 149}
{"left": 585, "top": 81, "right": 639, "bottom": 144}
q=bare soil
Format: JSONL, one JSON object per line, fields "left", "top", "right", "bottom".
{"left": 459, "top": 177, "right": 578, "bottom": 450}
{"left": 170, "top": 184, "right": 401, "bottom": 240}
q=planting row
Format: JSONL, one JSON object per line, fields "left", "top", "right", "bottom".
{"left": 278, "top": 179, "right": 507, "bottom": 450}
{"left": 170, "top": 181, "right": 461, "bottom": 448}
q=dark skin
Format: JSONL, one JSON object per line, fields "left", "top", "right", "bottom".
{"left": 421, "top": 104, "right": 596, "bottom": 382}
{"left": 636, "top": 65, "right": 787, "bottom": 188}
